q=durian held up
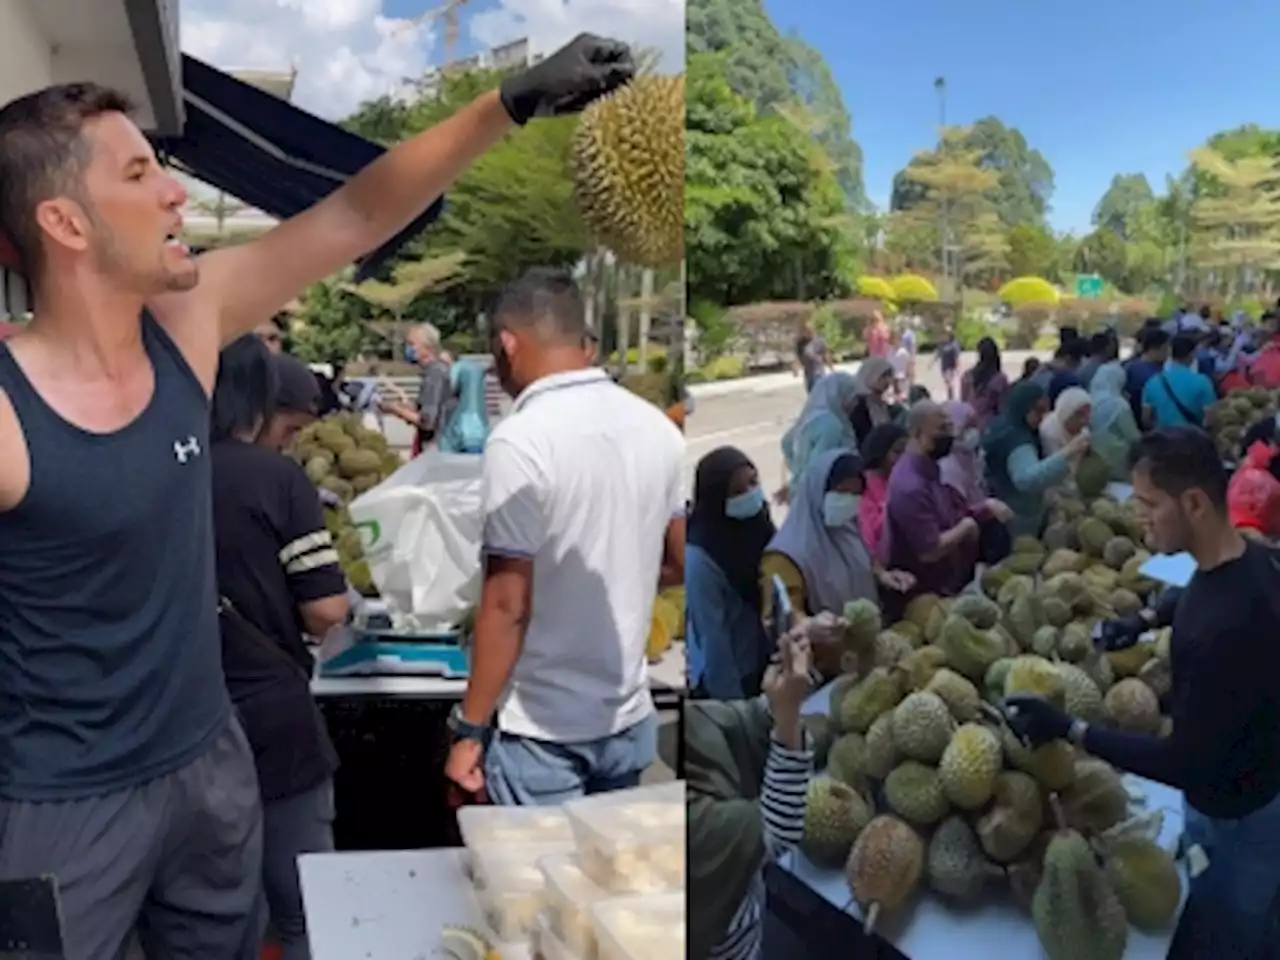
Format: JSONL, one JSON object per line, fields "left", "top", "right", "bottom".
{"left": 568, "top": 73, "right": 685, "bottom": 268}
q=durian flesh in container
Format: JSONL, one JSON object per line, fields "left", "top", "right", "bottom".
{"left": 538, "top": 853, "right": 611, "bottom": 956}
{"left": 590, "top": 892, "right": 685, "bottom": 960}
{"left": 563, "top": 782, "right": 686, "bottom": 894}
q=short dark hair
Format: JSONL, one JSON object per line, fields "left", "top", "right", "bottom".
{"left": 211, "top": 334, "right": 279, "bottom": 443}
{"left": 1088, "top": 331, "right": 1113, "bottom": 355}
{"left": 491, "top": 268, "right": 586, "bottom": 343}
{"left": 1129, "top": 427, "right": 1228, "bottom": 509}
{"left": 1170, "top": 334, "right": 1197, "bottom": 361}
{"left": 1055, "top": 339, "right": 1088, "bottom": 362}
{"left": 1141, "top": 328, "right": 1170, "bottom": 351}
{"left": 1199, "top": 305, "right": 1211, "bottom": 319}
{"left": 1241, "top": 416, "right": 1279, "bottom": 459}
{"left": 0, "top": 83, "right": 135, "bottom": 276}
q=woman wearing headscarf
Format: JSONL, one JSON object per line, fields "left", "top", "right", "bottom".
{"left": 983, "top": 380, "right": 1090, "bottom": 537}
{"left": 779, "top": 371, "right": 859, "bottom": 489}
{"left": 938, "top": 400, "right": 985, "bottom": 507}
{"left": 437, "top": 358, "right": 490, "bottom": 454}
{"left": 1039, "top": 386, "right": 1092, "bottom": 455}
{"left": 1089, "top": 361, "right": 1143, "bottom": 480}
{"left": 761, "top": 449, "right": 915, "bottom": 618}
{"left": 961, "top": 337, "right": 1010, "bottom": 430}
{"left": 848, "top": 357, "right": 896, "bottom": 449}
{"left": 857, "top": 423, "right": 908, "bottom": 563}
{"left": 686, "top": 447, "right": 777, "bottom": 699}
{"left": 687, "top": 634, "right": 815, "bottom": 960}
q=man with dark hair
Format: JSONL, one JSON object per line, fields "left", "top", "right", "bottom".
{"left": 258, "top": 352, "right": 321, "bottom": 452}
{"left": 1125, "top": 326, "right": 1170, "bottom": 420}
{"left": 444, "top": 267, "right": 684, "bottom": 806}
{"left": 1005, "top": 426, "right": 1280, "bottom": 958}
{"left": 0, "top": 36, "right": 634, "bottom": 958}
{"left": 1078, "top": 329, "right": 1118, "bottom": 390}
{"left": 1141, "top": 334, "right": 1216, "bottom": 429}
{"left": 1030, "top": 337, "right": 1088, "bottom": 402}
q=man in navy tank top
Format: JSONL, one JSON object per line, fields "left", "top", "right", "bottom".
{"left": 0, "top": 35, "right": 634, "bottom": 959}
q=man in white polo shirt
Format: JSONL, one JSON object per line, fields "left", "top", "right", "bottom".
{"left": 444, "top": 268, "right": 685, "bottom": 804}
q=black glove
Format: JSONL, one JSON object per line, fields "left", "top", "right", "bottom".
{"left": 1002, "top": 695, "right": 1073, "bottom": 748}
{"left": 498, "top": 34, "right": 635, "bottom": 125}
{"left": 1094, "top": 613, "right": 1147, "bottom": 651}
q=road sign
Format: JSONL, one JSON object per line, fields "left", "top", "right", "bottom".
{"left": 1075, "top": 274, "right": 1103, "bottom": 299}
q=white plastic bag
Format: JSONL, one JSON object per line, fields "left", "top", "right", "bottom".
{"left": 347, "top": 449, "right": 484, "bottom": 630}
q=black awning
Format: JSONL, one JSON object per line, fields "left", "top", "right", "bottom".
{"left": 156, "top": 55, "right": 443, "bottom": 281}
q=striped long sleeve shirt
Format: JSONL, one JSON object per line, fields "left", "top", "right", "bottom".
{"left": 708, "top": 725, "right": 814, "bottom": 960}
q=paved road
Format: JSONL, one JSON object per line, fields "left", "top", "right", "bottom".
{"left": 683, "top": 350, "right": 1038, "bottom": 505}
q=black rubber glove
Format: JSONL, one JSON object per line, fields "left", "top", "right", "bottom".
{"left": 498, "top": 34, "right": 635, "bottom": 125}
{"left": 1094, "top": 613, "right": 1148, "bottom": 651}
{"left": 1002, "top": 695, "right": 1073, "bottom": 748}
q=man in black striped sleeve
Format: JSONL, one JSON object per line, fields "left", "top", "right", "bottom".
{"left": 210, "top": 338, "right": 351, "bottom": 958}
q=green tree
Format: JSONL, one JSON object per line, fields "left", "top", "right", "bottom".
{"left": 289, "top": 279, "right": 376, "bottom": 365}
{"left": 684, "top": 53, "right": 849, "bottom": 306}
{"left": 894, "top": 127, "right": 1007, "bottom": 288}
{"left": 891, "top": 118, "right": 1054, "bottom": 229}
{"left": 1006, "top": 223, "right": 1057, "bottom": 278}
{"left": 1092, "top": 173, "right": 1155, "bottom": 241}
{"left": 342, "top": 69, "right": 588, "bottom": 315}
{"left": 1188, "top": 146, "right": 1280, "bottom": 295}
{"left": 1073, "top": 229, "right": 1128, "bottom": 287}
{"left": 785, "top": 37, "right": 866, "bottom": 209}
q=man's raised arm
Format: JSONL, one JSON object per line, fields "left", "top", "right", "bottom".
{"left": 157, "top": 35, "right": 633, "bottom": 350}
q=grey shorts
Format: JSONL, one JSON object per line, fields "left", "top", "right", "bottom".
{"left": 0, "top": 717, "right": 264, "bottom": 960}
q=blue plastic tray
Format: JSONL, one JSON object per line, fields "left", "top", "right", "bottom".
{"left": 319, "top": 631, "right": 470, "bottom": 677}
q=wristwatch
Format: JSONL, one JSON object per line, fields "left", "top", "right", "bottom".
{"left": 447, "top": 703, "right": 494, "bottom": 750}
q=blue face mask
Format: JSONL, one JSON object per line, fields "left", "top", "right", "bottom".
{"left": 725, "top": 486, "right": 765, "bottom": 520}
{"left": 823, "top": 491, "right": 861, "bottom": 527}
{"left": 404, "top": 344, "right": 417, "bottom": 363}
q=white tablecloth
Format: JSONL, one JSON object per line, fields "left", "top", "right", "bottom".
{"left": 299, "top": 847, "right": 532, "bottom": 960}
{"left": 789, "top": 682, "right": 1188, "bottom": 959}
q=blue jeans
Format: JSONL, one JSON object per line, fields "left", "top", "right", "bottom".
{"left": 483, "top": 713, "right": 659, "bottom": 806}
{"left": 1171, "top": 791, "right": 1280, "bottom": 958}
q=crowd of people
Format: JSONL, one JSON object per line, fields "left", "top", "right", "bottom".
{"left": 686, "top": 305, "right": 1280, "bottom": 958}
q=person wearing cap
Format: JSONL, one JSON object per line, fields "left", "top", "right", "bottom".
{"left": 210, "top": 336, "right": 349, "bottom": 960}
{"left": 259, "top": 352, "right": 322, "bottom": 453}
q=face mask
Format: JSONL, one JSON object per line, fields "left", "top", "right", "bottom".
{"left": 823, "top": 491, "right": 860, "bottom": 527}
{"left": 960, "top": 427, "right": 980, "bottom": 450}
{"left": 725, "top": 486, "right": 765, "bottom": 520}
{"left": 403, "top": 344, "right": 417, "bottom": 363}
{"left": 931, "top": 434, "right": 955, "bottom": 460}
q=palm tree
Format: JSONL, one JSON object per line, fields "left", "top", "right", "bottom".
{"left": 342, "top": 251, "right": 469, "bottom": 354}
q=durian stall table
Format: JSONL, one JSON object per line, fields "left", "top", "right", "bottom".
{"left": 308, "top": 645, "right": 687, "bottom": 852}
{"left": 298, "top": 847, "right": 531, "bottom": 960}
{"left": 764, "top": 680, "right": 1189, "bottom": 960}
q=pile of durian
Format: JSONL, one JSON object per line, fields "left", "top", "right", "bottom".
{"left": 568, "top": 73, "right": 684, "bottom": 268}
{"left": 797, "top": 492, "right": 1182, "bottom": 958}
{"left": 288, "top": 412, "right": 402, "bottom": 596}
{"left": 1204, "top": 387, "right": 1280, "bottom": 462}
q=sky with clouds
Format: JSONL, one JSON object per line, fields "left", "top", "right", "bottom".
{"left": 180, "top": 0, "right": 684, "bottom": 122}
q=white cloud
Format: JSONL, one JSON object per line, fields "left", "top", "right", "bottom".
{"left": 180, "top": 0, "right": 684, "bottom": 122}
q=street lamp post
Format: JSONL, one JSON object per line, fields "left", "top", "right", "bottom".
{"left": 934, "top": 76, "right": 949, "bottom": 298}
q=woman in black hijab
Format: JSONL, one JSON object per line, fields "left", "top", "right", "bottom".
{"left": 686, "top": 446, "right": 777, "bottom": 698}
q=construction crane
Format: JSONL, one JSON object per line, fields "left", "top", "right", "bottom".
{"left": 395, "top": 0, "right": 472, "bottom": 69}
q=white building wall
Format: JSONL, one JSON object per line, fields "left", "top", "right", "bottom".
{"left": 0, "top": 2, "right": 54, "bottom": 103}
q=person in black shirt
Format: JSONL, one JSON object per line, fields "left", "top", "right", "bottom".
{"left": 1006, "top": 427, "right": 1280, "bottom": 958}
{"left": 211, "top": 336, "right": 350, "bottom": 960}
{"left": 259, "top": 352, "right": 321, "bottom": 452}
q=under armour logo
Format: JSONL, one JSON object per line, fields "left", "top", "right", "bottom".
{"left": 173, "top": 437, "right": 201, "bottom": 463}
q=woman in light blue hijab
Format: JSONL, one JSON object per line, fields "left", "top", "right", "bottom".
{"left": 438, "top": 358, "right": 489, "bottom": 454}
{"left": 1089, "top": 361, "right": 1142, "bottom": 480}
{"left": 780, "top": 371, "right": 859, "bottom": 489}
